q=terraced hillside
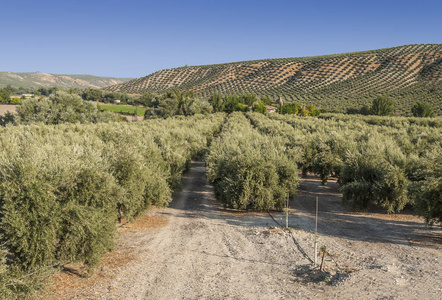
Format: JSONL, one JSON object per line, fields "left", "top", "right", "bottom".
{"left": 0, "top": 72, "right": 133, "bottom": 89}
{"left": 106, "top": 44, "right": 442, "bottom": 115}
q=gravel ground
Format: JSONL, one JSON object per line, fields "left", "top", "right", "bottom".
{"left": 49, "top": 160, "right": 441, "bottom": 300}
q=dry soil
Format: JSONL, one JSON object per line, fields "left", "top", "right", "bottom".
{"left": 46, "top": 160, "right": 441, "bottom": 300}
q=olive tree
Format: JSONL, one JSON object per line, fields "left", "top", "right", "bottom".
{"left": 411, "top": 102, "right": 434, "bottom": 117}
{"left": 371, "top": 96, "right": 394, "bottom": 116}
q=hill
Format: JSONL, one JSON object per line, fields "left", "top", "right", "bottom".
{"left": 0, "top": 72, "right": 133, "bottom": 89}
{"left": 105, "top": 44, "right": 442, "bottom": 115}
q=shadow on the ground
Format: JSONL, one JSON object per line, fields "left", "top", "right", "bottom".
{"left": 166, "top": 161, "right": 441, "bottom": 249}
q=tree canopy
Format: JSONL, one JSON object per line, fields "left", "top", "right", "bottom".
{"left": 371, "top": 96, "right": 394, "bottom": 116}
{"left": 16, "top": 91, "right": 118, "bottom": 125}
{"left": 412, "top": 101, "right": 434, "bottom": 117}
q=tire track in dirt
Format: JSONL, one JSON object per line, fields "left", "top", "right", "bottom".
{"left": 54, "top": 161, "right": 441, "bottom": 300}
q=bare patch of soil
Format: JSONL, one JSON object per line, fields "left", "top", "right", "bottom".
{"left": 0, "top": 104, "right": 17, "bottom": 115}
{"left": 41, "top": 249, "right": 136, "bottom": 299}
{"left": 121, "top": 215, "right": 169, "bottom": 232}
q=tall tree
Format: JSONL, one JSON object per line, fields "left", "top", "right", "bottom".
{"left": 411, "top": 102, "right": 434, "bottom": 117}
{"left": 0, "top": 89, "right": 11, "bottom": 104}
{"left": 371, "top": 96, "right": 394, "bottom": 116}
{"left": 209, "top": 93, "right": 224, "bottom": 112}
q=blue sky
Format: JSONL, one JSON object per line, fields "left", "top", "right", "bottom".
{"left": 1, "top": 0, "right": 441, "bottom": 78}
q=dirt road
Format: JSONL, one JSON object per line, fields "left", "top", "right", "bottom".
{"left": 53, "top": 161, "right": 441, "bottom": 299}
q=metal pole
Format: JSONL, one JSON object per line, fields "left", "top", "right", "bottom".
{"left": 314, "top": 196, "right": 318, "bottom": 266}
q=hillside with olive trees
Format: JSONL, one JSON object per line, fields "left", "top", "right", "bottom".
{"left": 105, "top": 44, "right": 442, "bottom": 115}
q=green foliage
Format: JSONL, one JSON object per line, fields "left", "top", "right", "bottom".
{"left": 260, "top": 96, "right": 273, "bottom": 106}
{"left": 98, "top": 104, "right": 146, "bottom": 116}
{"left": 0, "top": 89, "right": 10, "bottom": 104}
{"left": 347, "top": 105, "right": 371, "bottom": 115}
{"left": 239, "top": 94, "right": 257, "bottom": 106}
{"left": 209, "top": 93, "right": 224, "bottom": 112}
{"left": 82, "top": 88, "right": 102, "bottom": 101}
{"left": 0, "top": 113, "right": 226, "bottom": 297}
{"left": 371, "top": 96, "right": 394, "bottom": 116}
{"left": 187, "top": 98, "right": 213, "bottom": 115}
{"left": 144, "top": 90, "right": 213, "bottom": 118}
{"left": 267, "top": 112, "right": 442, "bottom": 218}
{"left": 311, "top": 142, "right": 335, "bottom": 185}
{"left": 0, "top": 111, "right": 15, "bottom": 127}
{"left": 338, "top": 133, "right": 410, "bottom": 212}
{"left": 409, "top": 149, "right": 442, "bottom": 225}
{"left": 207, "top": 112, "right": 299, "bottom": 210}
{"left": 179, "top": 96, "right": 213, "bottom": 116}
{"left": 280, "top": 103, "right": 301, "bottom": 114}
{"left": 411, "top": 177, "right": 442, "bottom": 226}
{"left": 139, "top": 92, "right": 157, "bottom": 107}
{"left": 105, "top": 44, "right": 442, "bottom": 116}
{"left": 253, "top": 101, "right": 266, "bottom": 113}
{"left": 1, "top": 107, "right": 442, "bottom": 299}
{"left": 16, "top": 91, "right": 119, "bottom": 125}
{"left": 412, "top": 101, "right": 434, "bottom": 117}
{"left": 155, "top": 96, "right": 179, "bottom": 118}
{"left": 0, "top": 250, "right": 50, "bottom": 299}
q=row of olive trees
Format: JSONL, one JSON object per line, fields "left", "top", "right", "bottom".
{"left": 206, "top": 112, "right": 299, "bottom": 210}
{"left": 347, "top": 96, "right": 435, "bottom": 117}
{"left": 145, "top": 90, "right": 213, "bottom": 118}
{"left": 15, "top": 91, "right": 119, "bottom": 125}
{"left": 266, "top": 113, "right": 441, "bottom": 223}
{"left": 0, "top": 113, "right": 225, "bottom": 297}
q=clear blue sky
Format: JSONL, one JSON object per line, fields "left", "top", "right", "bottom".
{"left": 1, "top": 0, "right": 441, "bottom": 78}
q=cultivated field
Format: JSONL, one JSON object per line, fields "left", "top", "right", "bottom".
{"left": 105, "top": 44, "right": 442, "bottom": 115}
{"left": 1, "top": 112, "right": 441, "bottom": 299}
{"left": 98, "top": 103, "right": 147, "bottom": 116}
{"left": 45, "top": 160, "right": 441, "bottom": 299}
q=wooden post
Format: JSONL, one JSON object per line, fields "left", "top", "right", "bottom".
{"left": 314, "top": 196, "right": 318, "bottom": 266}
{"left": 320, "top": 246, "right": 327, "bottom": 272}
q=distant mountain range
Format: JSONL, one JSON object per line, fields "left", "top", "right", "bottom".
{"left": 105, "top": 44, "right": 441, "bottom": 115}
{"left": 0, "top": 72, "right": 133, "bottom": 89}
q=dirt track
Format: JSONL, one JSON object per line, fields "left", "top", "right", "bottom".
{"left": 52, "top": 161, "right": 441, "bottom": 299}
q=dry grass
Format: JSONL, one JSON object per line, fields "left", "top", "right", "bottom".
{"left": 361, "top": 212, "right": 419, "bottom": 222}
{"left": 40, "top": 249, "right": 136, "bottom": 299}
{"left": 120, "top": 215, "right": 169, "bottom": 232}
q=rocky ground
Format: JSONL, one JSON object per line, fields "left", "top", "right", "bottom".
{"left": 44, "top": 160, "right": 441, "bottom": 300}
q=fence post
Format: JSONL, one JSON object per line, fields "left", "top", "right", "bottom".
{"left": 314, "top": 196, "right": 318, "bottom": 266}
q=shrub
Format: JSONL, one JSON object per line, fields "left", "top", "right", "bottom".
{"left": 0, "top": 111, "right": 15, "bottom": 126}
{"left": 16, "top": 91, "right": 119, "bottom": 125}
{"left": 0, "top": 89, "right": 10, "bottom": 104}
{"left": 11, "top": 97, "right": 20, "bottom": 105}
{"left": 253, "top": 101, "right": 267, "bottom": 113}
{"left": 371, "top": 96, "right": 394, "bottom": 116}
{"left": 411, "top": 101, "right": 434, "bottom": 117}
{"left": 207, "top": 112, "right": 299, "bottom": 210}
{"left": 408, "top": 149, "right": 442, "bottom": 225}
{"left": 0, "top": 113, "right": 226, "bottom": 278}
{"left": 340, "top": 136, "right": 409, "bottom": 212}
